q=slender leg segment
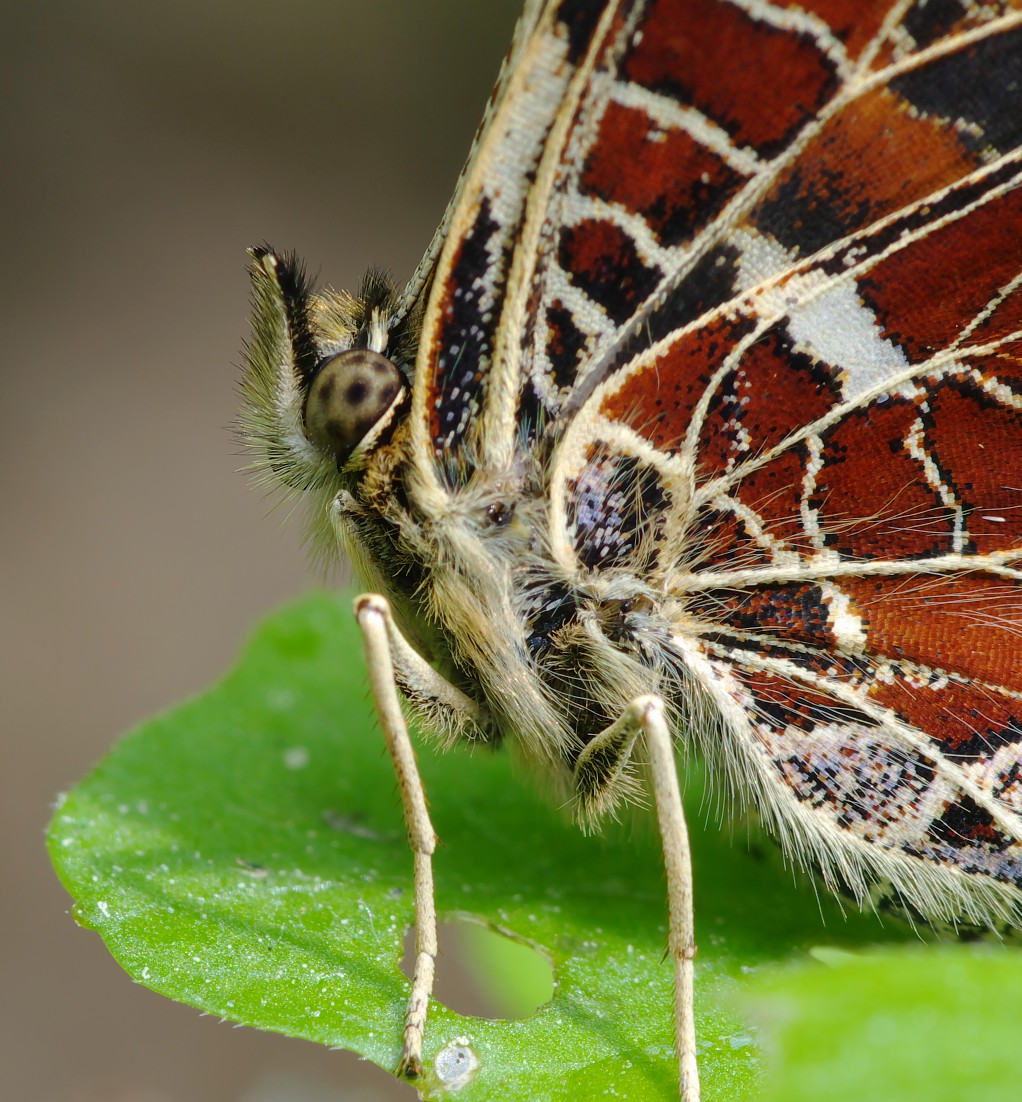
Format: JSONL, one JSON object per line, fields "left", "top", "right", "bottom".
{"left": 642, "top": 697, "right": 699, "bottom": 1102}
{"left": 574, "top": 696, "right": 700, "bottom": 1102}
{"left": 354, "top": 593, "right": 440, "bottom": 1078}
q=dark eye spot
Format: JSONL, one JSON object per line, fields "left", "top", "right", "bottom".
{"left": 345, "top": 380, "right": 368, "bottom": 406}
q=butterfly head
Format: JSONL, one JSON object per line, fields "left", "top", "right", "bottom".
{"left": 239, "top": 245, "right": 416, "bottom": 557}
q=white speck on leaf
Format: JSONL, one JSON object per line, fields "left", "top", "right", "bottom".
{"left": 436, "top": 1039, "right": 479, "bottom": 1089}
{"left": 283, "top": 746, "right": 310, "bottom": 769}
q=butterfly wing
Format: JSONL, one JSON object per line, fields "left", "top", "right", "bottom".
{"left": 408, "top": 0, "right": 1022, "bottom": 921}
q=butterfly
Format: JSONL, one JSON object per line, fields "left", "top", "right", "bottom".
{"left": 240, "top": 1, "right": 1022, "bottom": 1097}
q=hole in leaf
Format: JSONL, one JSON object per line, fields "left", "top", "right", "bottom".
{"left": 402, "top": 917, "right": 553, "bottom": 1019}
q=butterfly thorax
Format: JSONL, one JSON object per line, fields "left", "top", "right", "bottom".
{"left": 338, "top": 410, "right": 676, "bottom": 781}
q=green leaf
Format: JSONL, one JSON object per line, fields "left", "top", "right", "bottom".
{"left": 46, "top": 595, "right": 1015, "bottom": 1100}
{"left": 736, "top": 946, "right": 1022, "bottom": 1102}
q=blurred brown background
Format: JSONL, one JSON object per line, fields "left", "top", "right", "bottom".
{"left": 2, "top": 2, "right": 521, "bottom": 1098}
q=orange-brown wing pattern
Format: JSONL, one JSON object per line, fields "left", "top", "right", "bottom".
{"left": 409, "top": 0, "right": 1022, "bottom": 918}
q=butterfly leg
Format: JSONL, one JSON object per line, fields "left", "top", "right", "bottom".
{"left": 354, "top": 593, "right": 444, "bottom": 1079}
{"left": 574, "top": 696, "right": 699, "bottom": 1102}
{"left": 353, "top": 592, "right": 490, "bottom": 1076}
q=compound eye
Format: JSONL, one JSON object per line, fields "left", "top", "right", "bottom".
{"left": 304, "top": 349, "right": 404, "bottom": 462}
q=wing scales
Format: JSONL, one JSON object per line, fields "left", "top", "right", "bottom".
{"left": 404, "top": 0, "right": 1022, "bottom": 920}
{"left": 411, "top": 0, "right": 616, "bottom": 483}
{"left": 539, "top": 2, "right": 1022, "bottom": 912}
